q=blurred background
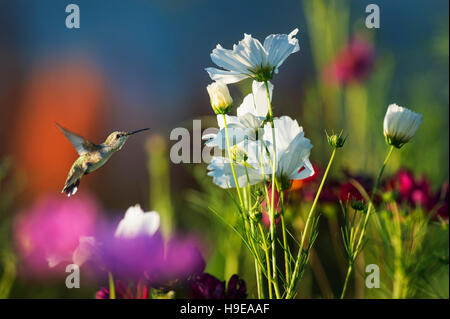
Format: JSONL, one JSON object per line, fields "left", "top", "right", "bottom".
{"left": 0, "top": 0, "right": 448, "bottom": 298}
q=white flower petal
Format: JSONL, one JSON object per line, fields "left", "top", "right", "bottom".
{"left": 263, "top": 28, "right": 300, "bottom": 71}
{"left": 114, "top": 204, "right": 160, "bottom": 239}
{"left": 205, "top": 67, "right": 248, "bottom": 84}
{"left": 383, "top": 103, "right": 422, "bottom": 146}
{"left": 263, "top": 116, "right": 303, "bottom": 153}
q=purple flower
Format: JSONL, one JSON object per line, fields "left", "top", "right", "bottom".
{"left": 86, "top": 205, "right": 205, "bottom": 286}
{"left": 188, "top": 273, "right": 226, "bottom": 299}
{"left": 226, "top": 274, "right": 247, "bottom": 299}
{"left": 13, "top": 194, "right": 101, "bottom": 277}
{"left": 188, "top": 273, "right": 247, "bottom": 299}
{"left": 157, "top": 238, "right": 205, "bottom": 284}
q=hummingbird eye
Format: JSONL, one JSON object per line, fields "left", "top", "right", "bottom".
{"left": 116, "top": 134, "right": 121, "bottom": 139}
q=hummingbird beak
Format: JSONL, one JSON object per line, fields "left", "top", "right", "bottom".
{"left": 126, "top": 128, "right": 150, "bottom": 136}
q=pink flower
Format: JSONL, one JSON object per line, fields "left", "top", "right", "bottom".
{"left": 14, "top": 194, "right": 101, "bottom": 277}
{"left": 261, "top": 185, "right": 284, "bottom": 227}
{"left": 386, "top": 169, "right": 449, "bottom": 221}
{"left": 324, "top": 36, "right": 375, "bottom": 85}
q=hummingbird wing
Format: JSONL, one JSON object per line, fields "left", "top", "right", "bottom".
{"left": 56, "top": 123, "right": 100, "bottom": 155}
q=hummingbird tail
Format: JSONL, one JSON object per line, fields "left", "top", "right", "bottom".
{"left": 62, "top": 178, "right": 81, "bottom": 197}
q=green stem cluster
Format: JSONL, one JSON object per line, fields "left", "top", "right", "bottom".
{"left": 220, "top": 81, "right": 339, "bottom": 299}
{"left": 286, "top": 148, "right": 337, "bottom": 298}
{"left": 340, "top": 145, "right": 395, "bottom": 299}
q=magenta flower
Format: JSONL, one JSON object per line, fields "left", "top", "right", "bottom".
{"left": 434, "top": 183, "right": 449, "bottom": 221}
{"left": 14, "top": 194, "right": 101, "bottom": 277}
{"left": 385, "top": 169, "right": 449, "bottom": 221}
{"left": 261, "top": 185, "right": 283, "bottom": 227}
{"left": 324, "top": 36, "right": 375, "bottom": 84}
{"left": 386, "top": 169, "right": 433, "bottom": 208}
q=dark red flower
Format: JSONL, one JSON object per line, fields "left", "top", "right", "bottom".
{"left": 226, "top": 274, "right": 247, "bottom": 299}
{"left": 188, "top": 273, "right": 247, "bottom": 299}
{"left": 95, "top": 279, "right": 149, "bottom": 299}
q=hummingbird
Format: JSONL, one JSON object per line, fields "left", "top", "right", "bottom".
{"left": 57, "top": 123, "right": 149, "bottom": 197}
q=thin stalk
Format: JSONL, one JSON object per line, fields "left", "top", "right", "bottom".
{"left": 108, "top": 272, "right": 116, "bottom": 299}
{"left": 264, "top": 80, "right": 280, "bottom": 299}
{"left": 259, "top": 223, "right": 273, "bottom": 299}
{"left": 280, "top": 202, "right": 291, "bottom": 282}
{"left": 391, "top": 202, "right": 404, "bottom": 299}
{"left": 244, "top": 184, "right": 264, "bottom": 299}
{"left": 286, "top": 148, "right": 337, "bottom": 298}
{"left": 222, "top": 114, "right": 244, "bottom": 209}
{"left": 340, "top": 145, "right": 395, "bottom": 299}
{"left": 251, "top": 220, "right": 264, "bottom": 299}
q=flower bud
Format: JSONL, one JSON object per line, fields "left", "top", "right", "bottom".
{"left": 326, "top": 131, "right": 346, "bottom": 148}
{"left": 351, "top": 199, "right": 366, "bottom": 211}
{"left": 382, "top": 190, "right": 398, "bottom": 203}
{"left": 206, "top": 81, "right": 233, "bottom": 115}
{"left": 250, "top": 211, "right": 262, "bottom": 223}
{"left": 383, "top": 103, "right": 422, "bottom": 148}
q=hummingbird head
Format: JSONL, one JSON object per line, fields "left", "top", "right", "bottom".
{"left": 105, "top": 128, "right": 150, "bottom": 151}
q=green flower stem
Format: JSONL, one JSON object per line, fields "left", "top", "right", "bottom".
{"left": 264, "top": 80, "right": 281, "bottom": 299}
{"left": 340, "top": 145, "right": 395, "bottom": 299}
{"left": 258, "top": 223, "right": 273, "bottom": 299}
{"left": 251, "top": 220, "right": 264, "bottom": 299}
{"left": 108, "top": 272, "right": 116, "bottom": 299}
{"left": 243, "top": 184, "right": 264, "bottom": 299}
{"left": 280, "top": 194, "right": 291, "bottom": 281}
{"left": 222, "top": 114, "right": 244, "bottom": 209}
{"left": 286, "top": 148, "right": 337, "bottom": 298}
{"left": 391, "top": 202, "right": 405, "bottom": 299}
{"left": 340, "top": 265, "right": 353, "bottom": 300}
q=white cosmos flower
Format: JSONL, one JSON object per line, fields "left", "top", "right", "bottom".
{"left": 207, "top": 140, "right": 270, "bottom": 188}
{"left": 114, "top": 204, "right": 160, "bottom": 239}
{"left": 205, "top": 29, "right": 300, "bottom": 83}
{"left": 263, "top": 116, "right": 314, "bottom": 182}
{"left": 207, "top": 117, "right": 314, "bottom": 189}
{"left": 383, "top": 103, "right": 423, "bottom": 148}
{"left": 203, "top": 81, "right": 273, "bottom": 149}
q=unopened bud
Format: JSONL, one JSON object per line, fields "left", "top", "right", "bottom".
{"left": 250, "top": 211, "right": 262, "bottom": 223}
{"left": 351, "top": 200, "right": 366, "bottom": 211}
{"left": 326, "top": 131, "right": 346, "bottom": 148}
{"left": 206, "top": 81, "right": 233, "bottom": 115}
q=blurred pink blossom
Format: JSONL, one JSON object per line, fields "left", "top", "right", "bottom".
{"left": 14, "top": 194, "right": 101, "bottom": 277}
{"left": 261, "top": 185, "right": 284, "bottom": 227}
{"left": 324, "top": 36, "right": 375, "bottom": 85}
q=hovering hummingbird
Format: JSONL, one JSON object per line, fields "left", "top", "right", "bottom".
{"left": 57, "top": 123, "right": 149, "bottom": 197}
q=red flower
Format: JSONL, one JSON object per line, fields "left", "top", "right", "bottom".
{"left": 95, "top": 279, "right": 149, "bottom": 299}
